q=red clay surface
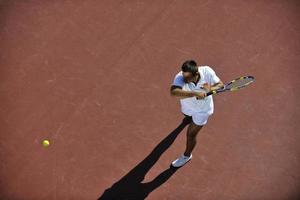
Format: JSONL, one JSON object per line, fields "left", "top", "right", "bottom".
{"left": 1, "top": 0, "right": 300, "bottom": 199}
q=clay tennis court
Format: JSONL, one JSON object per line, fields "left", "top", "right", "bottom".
{"left": 1, "top": 0, "right": 299, "bottom": 199}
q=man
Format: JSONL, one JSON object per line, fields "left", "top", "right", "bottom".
{"left": 170, "top": 60, "right": 224, "bottom": 168}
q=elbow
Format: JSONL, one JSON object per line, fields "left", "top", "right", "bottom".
{"left": 216, "top": 81, "right": 224, "bottom": 88}
{"left": 170, "top": 86, "right": 181, "bottom": 97}
{"left": 170, "top": 88, "right": 178, "bottom": 97}
{"left": 220, "top": 82, "right": 225, "bottom": 88}
{"left": 170, "top": 90, "right": 176, "bottom": 97}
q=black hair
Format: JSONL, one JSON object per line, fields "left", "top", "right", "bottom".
{"left": 181, "top": 60, "right": 198, "bottom": 75}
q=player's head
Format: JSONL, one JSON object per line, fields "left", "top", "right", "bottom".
{"left": 181, "top": 60, "right": 199, "bottom": 83}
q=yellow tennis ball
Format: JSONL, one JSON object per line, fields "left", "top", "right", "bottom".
{"left": 42, "top": 140, "right": 50, "bottom": 147}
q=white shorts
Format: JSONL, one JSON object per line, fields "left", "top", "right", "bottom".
{"left": 183, "top": 112, "right": 211, "bottom": 126}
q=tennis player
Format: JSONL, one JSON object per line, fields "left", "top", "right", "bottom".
{"left": 170, "top": 60, "right": 224, "bottom": 168}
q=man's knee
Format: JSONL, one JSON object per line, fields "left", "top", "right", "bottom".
{"left": 191, "top": 121, "right": 203, "bottom": 130}
{"left": 187, "top": 124, "right": 203, "bottom": 138}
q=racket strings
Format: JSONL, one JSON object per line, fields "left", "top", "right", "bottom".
{"left": 227, "top": 77, "right": 254, "bottom": 89}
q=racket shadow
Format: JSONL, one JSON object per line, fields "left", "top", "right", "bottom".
{"left": 97, "top": 116, "right": 192, "bottom": 200}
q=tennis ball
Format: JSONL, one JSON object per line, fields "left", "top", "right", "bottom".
{"left": 42, "top": 140, "right": 50, "bottom": 147}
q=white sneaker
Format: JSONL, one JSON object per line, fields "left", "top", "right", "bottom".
{"left": 171, "top": 154, "right": 193, "bottom": 168}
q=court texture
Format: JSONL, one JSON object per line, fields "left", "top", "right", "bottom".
{"left": 0, "top": 1, "right": 299, "bottom": 199}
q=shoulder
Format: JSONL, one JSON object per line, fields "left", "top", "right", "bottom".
{"left": 172, "top": 71, "right": 185, "bottom": 86}
{"left": 175, "top": 71, "right": 183, "bottom": 77}
{"left": 199, "top": 66, "right": 216, "bottom": 74}
{"left": 174, "top": 71, "right": 184, "bottom": 80}
{"left": 198, "top": 65, "right": 213, "bottom": 71}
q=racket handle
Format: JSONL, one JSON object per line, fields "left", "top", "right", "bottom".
{"left": 206, "top": 90, "right": 217, "bottom": 96}
{"left": 196, "top": 91, "right": 215, "bottom": 99}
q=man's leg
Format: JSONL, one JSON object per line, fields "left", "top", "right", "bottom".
{"left": 172, "top": 113, "right": 209, "bottom": 167}
{"left": 183, "top": 121, "right": 203, "bottom": 157}
{"left": 171, "top": 119, "right": 203, "bottom": 168}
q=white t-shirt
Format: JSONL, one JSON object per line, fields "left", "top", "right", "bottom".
{"left": 172, "top": 66, "right": 220, "bottom": 116}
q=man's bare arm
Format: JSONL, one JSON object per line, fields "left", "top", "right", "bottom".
{"left": 209, "top": 81, "right": 225, "bottom": 91}
{"left": 170, "top": 86, "right": 206, "bottom": 99}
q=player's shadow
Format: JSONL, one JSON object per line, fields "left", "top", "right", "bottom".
{"left": 97, "top": 116, "right": 192, "bottom": 200}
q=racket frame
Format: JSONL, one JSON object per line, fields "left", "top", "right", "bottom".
{"left": 206, "top": 75, "right": 254, "bottom": 96}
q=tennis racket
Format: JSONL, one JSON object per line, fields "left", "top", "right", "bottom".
{"left": 206, "top": 76, "right": 255, "bottom": 96}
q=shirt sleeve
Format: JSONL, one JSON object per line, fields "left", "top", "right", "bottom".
{"left": 206, "top": 67, "right": 220, "bottom": 85}
{"left": 172, "top": 73, "right": 185, "bottom": 87}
